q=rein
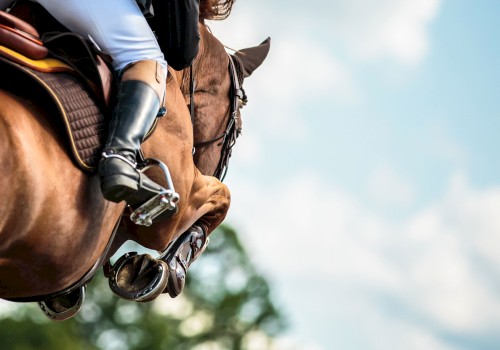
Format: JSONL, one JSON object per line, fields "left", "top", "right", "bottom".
{"left": 5, "top": 52, "right": 244, "bottom": 304}
{"left": 189, "top": 53, "right": 246, "bottom": 181}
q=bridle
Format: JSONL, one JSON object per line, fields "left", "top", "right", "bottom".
{"left": 188, "top": 53, "right": 246, "bottom": 181}
{"left": 10, "top": 52, "right": 247, "bottom": 307}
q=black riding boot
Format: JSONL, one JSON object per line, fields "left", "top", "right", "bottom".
{"left": 99, "top": 80, "right": 164, "bottom": 204}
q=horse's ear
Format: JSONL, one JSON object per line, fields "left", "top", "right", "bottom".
{"left": 233, "top": 37, "right": 271, "bottom": 78}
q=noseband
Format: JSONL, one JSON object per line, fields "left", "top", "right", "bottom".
{"left": 9, "top": 52, "right": 246, "bottom": 310}
{"left": 189, "top": 53, "right": 246, "bottom": 181}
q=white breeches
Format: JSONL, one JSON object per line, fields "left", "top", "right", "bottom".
{"left": 4, "top": 0, "right": 167, "bottom": 75}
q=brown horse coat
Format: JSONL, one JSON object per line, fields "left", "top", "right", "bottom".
{"left": 0, "top": 24, "right": 269, "bottom": 300}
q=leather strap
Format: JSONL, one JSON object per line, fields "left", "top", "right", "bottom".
{"left": 0, "top": 9, "right": 39, "bottom": 38}
{"left": 0, "top": 22, "right": 47, "bottom": 59}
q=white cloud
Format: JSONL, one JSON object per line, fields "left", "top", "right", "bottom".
{"left": 367, "top": 164, "right": 417, "bottom": 207}
{"left": 209, "top": 2, "right": 355, "bottom": 98}
{"left": 208, "top": 1, "right": 357, "bottom": 141}
{"left": 370, "top": 318, "right": 456, "bottom": 350}
{"left": 206, "top": 0, "right": 443, "bottom": 168}
{"left": 212, "top": 0, "right": 442, "bottom": 66}
{"left": 321, "top": 0, "right": 442, "bottom": 65}
{"left": 226, "top": 170, "right": 500, "bottom": 348}
{"left": 254, "top": 35, "right": 353, "bottom": 101}
{"left": 228, "top": 132, "right": 263, "bottom": 167}
{"left": 426, "top": 121, "right": 468, "bottom": 167}
{"left": 236, "top": 34, "right": 351, "bottom": 142}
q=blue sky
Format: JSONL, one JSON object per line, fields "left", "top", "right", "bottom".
{"left": 1, "top": 1, "right": 499, "bottom": 349}
{"left": 207, "top": 0, "right": 500, "bottom": 349}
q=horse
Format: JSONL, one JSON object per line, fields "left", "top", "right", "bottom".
{"left": 0, "top": 9, "right": 270, "bottom": 319}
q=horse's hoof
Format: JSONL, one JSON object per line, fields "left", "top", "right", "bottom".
{"left": 108, "top": 252, "right": 168, "bottom": 302}
{"left": 159, "top": 225, "right": 208, "bottom": 298}
{"left": 38, "top": 285, "right": 86, "bottom": 321}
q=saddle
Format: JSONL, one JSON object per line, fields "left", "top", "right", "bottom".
{"left": 0, "top": 6, "right": 180, "bottom": 225}
{"left": 0, "top": 8, "right": 113, "bottom": 171}
{"left": 1, "top": 6, "right": 201, "bottom": 316}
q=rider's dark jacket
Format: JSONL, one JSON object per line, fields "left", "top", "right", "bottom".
{"left": 145, "top": 0, "right": 201, "bottom": 71}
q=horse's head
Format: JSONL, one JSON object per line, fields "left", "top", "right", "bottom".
{"left": 181, "top": 25, "right": 270, "bottom": 178}
{"left": 128, "top": 25, "right": 270, "bottom": 249}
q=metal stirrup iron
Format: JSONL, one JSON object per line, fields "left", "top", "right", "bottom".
{"left": 130, "top": 158, "right": 180, "bottom": 226}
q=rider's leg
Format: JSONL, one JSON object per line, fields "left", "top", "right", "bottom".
{"left": 98, "top": 60, "right": 166, "bottom": 203}
{"left": 34, "top": 0, "right": 168, "bottom": 203}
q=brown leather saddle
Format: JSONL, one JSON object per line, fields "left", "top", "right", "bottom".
{"left": 0, "top": 7, "right": 113, "bottom": 172}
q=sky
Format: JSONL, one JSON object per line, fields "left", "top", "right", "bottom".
{"left": 206, "top": 0, "right": 500, "bottom": 349}
{"left": 1, "top": 1, "right": 499, "bottom": 349}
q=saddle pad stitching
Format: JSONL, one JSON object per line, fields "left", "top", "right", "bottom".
{"left": 18, "top": 66, "right": 92, "bottom": 170}
{"left": 0, "top": 57, "right": 105, "bottom": 171}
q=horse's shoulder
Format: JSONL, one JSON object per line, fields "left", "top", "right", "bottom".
{"left": 0, "top": 89, "right": 37, "bottom": 121}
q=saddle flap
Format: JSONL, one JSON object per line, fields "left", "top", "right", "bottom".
{"left": 43, "top": 32, "right": 112, "bottom": 106}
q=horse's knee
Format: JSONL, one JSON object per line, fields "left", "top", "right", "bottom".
{"left": 208, "top": 180, "right": 230, "bottom": 211}
{"left": 197, "top": 181, "right": 231, "bottom": 234}
{"left": 219, "top": 185, "right": 231, "bottom": 212}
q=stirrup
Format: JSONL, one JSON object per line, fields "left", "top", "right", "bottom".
{"left": 101, "top": 151, "right": 138, "bottom": 169}
{"left": 130, "top": 158, "right": 180, "bottom": 226}
{"left": 38, "top": 285, "right": 86, "bottom": 321}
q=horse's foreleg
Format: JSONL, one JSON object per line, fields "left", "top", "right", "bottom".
{"left": 183, "top": 174, "right": 231, "bottom": 235}
{"left": 108, "top": 173, "right": 231, "bottom": 301}
{"left": 155, "top": 174, "right": 230, "bottom": 298}
{"left": 124, "top": 172, "right": 230, "bottom": 250}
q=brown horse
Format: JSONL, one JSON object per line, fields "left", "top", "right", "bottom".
{"left": 0, "top": 16, "right": 269, "bottom": 318}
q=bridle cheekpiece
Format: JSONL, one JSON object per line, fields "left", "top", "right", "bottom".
{"left": 189, "top": 53, "right": 246, "bottom": 181}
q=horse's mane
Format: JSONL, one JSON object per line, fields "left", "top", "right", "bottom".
{"left": 199, "top": 0, "right": 236, "bottom": 21}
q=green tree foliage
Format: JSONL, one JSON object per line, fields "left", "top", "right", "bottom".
{"left": 0, "top": 225, "right": 286, "bottom": 350}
